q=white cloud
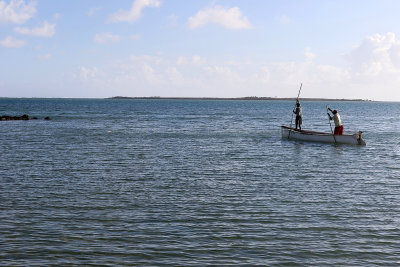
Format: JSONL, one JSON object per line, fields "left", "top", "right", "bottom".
{"left": 224, "top": 60, "right": 251, "bottom": 67}
{"left": 205, "top": 65, "right": 235, "bottom": 80}
{"left": 249, "top": 32, "right": 400, "bottom": 100}
{"left": 107, "top": 0, "right": 161, "bottom": 23}
{"left": 0, "top": 0, "right": 36, "bottom": 24}
{"left": 176, "top": 56, "right": 187, "bottom": 66}
{"left": 389, "top": 42, "right": 400, "bottom": 69}
{"left": 188, "top": 5, "right": 252, "bottom": 30}
{"left": 0, "top": 35, "right": 26, "bottom": 47}
{"left": 345, "top": 32, "right": 400, "bottom": 79}
{"left": 88, "top": 6, "right": 102, "bottom": 17}
{"left": 129, "top": 34, "right": 141, "bottom": 40}
{"left": 192, "top": 55, "right": 207, "bottom": 65}
{"left": 94, "top": 32, "right": 121, "bottom": 44}
{"left": 304, "top": 47, "right": 316, "bottom": 61}
{"left": 35, "top": 53, "right": 51, "bottom": 61}
{"left": 14, "top": 21, "right": 55, "bottom": 37}
{"left": 177, "top": 55, "right": 207, "bottom": 66}
{"left": 79, "top": 66, "right": 98, "bottom": 80}
{"left": 166, "top": 13, "right": 178, "bottom": 28}
{"left": 165, "top": 67, "right": 184, "bottom": 85}
{"left": 53, "top": 12, "right": 61, "bottom": 21}
{"left": 253, "top": 67, "right": 270, "bottom": 83}
{"left": 129, "top": 54, "right": 162, "bottom": 65}
{"left": 279, "top": 15, "right": 291, "bottom": 24}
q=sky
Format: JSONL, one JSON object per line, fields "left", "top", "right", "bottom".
{"left": 1, "top": 0, "right": 400, "bottom": 101}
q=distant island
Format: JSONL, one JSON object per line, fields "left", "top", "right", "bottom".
{"left": 108, "top": 96, "right": 371, "bottom": 101}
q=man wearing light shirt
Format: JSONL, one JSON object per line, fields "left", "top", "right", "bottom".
{"left": 327, "top": 108, "right": 343, "bottom": 135}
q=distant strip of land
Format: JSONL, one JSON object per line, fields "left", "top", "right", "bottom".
{"left": 108, "top": 96, "right": 371, "bottom": 101}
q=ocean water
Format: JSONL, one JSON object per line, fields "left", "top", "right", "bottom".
{"left": 0, "top": 98, "right": 399, "bottom": 266}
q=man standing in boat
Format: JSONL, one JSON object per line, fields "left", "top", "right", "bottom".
{"left": 327, "top": 108, "right": 343, "bottom": 135}
{"left": 293, "top": 100, "right": 302, "bottom": 130}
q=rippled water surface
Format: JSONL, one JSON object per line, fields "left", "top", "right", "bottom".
{"left": 1, "top": 98, "right": 399, "bottom": 266}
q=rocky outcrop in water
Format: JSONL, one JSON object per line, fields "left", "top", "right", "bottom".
{"left": 1, "top": 114, "right": 50, "bottom": 121}
{"left": 1, "top": 114, "right": 30, "bottom": 120}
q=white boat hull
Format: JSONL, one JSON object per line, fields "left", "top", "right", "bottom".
{"left": 281, "top": 125, "right": 366, "bottom": 145}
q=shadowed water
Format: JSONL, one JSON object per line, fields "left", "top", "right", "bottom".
{"left": 0, "top": 98, "right": 399, "bottom": 266}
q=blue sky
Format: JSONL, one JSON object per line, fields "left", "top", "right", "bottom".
{"left": 1, "top": 0, "right": 400, "bottom": 100}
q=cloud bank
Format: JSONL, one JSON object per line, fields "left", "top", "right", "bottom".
{"left": 73, "top": 33, "right": 400, "bottom": 101}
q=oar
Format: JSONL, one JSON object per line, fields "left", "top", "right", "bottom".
{"left": 288, "top": 83, "right": 302, "bottom": 139}
{"left": 326, "top": 105, "right": 337, "bottom": 144}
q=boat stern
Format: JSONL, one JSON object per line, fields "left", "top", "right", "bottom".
{"left": 356, "top": 131, "right": 366, "bottom": 145}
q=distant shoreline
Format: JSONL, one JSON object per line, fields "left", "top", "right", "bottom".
{"left": 0, "top": 96, "right": 375, "bottom": 101}
{"left": 108, "top": 96, "right": 371, "bottom": 102}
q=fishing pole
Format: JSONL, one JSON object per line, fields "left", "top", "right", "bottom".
{"left": 326, "top": 105, "right": 337, "bottom": 144}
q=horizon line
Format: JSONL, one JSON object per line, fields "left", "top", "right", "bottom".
{"left": 0, "top": 96, "right": 393, "bottom": 102}
{"left": 108, "top": 96, "right": 373, "bottom": 102}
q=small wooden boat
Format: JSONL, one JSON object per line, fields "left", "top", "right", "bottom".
{"left": 281, "top": 125, "right": 366, "bottom": 145}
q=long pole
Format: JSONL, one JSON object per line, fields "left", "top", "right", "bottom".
{"left": 326, "top": 105, "right": 337, "bottom": 144}
{"left": 288, "top": 83, "right": 302, "bottom": 139}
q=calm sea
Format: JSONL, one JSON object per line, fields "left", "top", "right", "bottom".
{"left": 1, "top": 98, "right": 399, "bottom": 266}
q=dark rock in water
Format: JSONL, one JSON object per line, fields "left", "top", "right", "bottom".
{"left": 1, "top": 114, "right": 30, "bottom": 121}
{"left": 1, "top": 114, "right": 51, "bottom": 121}
{"left": 21, "top": 114, "right": 30, "bottom": 120}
